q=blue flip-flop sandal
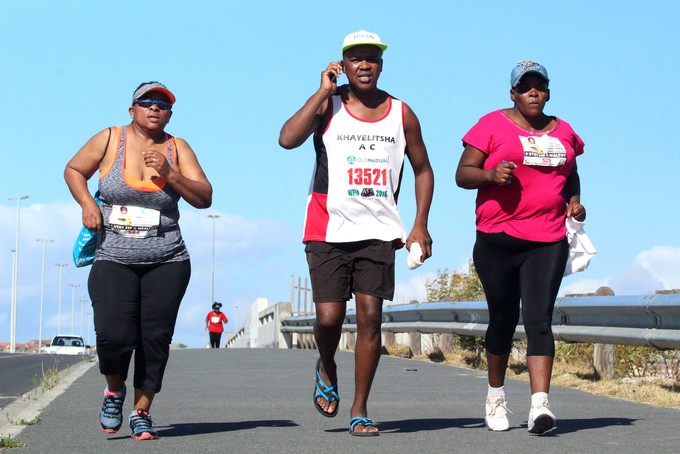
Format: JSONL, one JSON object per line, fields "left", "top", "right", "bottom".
{"left": 349, "top": 416, "right": 379, "bottom": 437}
{"left": 313, "top": 358, "right": 339, "bottom": 418}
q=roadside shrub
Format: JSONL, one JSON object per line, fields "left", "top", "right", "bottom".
{"left": 613, "top": 346, "right": 680, "bottom": 381}
{"left": 615, "top": 346, "right": 661, "bottom": 378}
{"left": 555, "top": 342, "right": 594, "bottom": 365}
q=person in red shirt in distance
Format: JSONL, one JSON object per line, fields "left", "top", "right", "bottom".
{"left": 206, "top": 302, "right": 228, "bottom": 348}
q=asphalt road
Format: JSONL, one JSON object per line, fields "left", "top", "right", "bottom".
{"left": 0, "top": 353, "right": 93, "bottom": 410}
{"left": 3, "top": 349, "right": 680, "bottom": 453}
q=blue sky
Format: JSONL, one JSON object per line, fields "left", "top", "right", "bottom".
{"left": 1, "top": 0, "right": 679, "bottom": 348}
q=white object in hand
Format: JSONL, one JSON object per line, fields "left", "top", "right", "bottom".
{"left": 407, "top": 242, "right": 423, "bottom": 270}
{"left": 564, "top": 216, "right": 596, "bottom": 276}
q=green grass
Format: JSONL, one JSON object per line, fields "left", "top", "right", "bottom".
{"left": 5, "top": 414, "right": 41, "bottom": 426}
{"left": 0, "top": 435, "right": 26, "bottom": 448}
{"left": 31, "top": 360, "right": 64, "bottom": 398}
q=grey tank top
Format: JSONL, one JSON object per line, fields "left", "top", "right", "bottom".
{"left": 95, "top": 126, "right": 190, "bottom": 265}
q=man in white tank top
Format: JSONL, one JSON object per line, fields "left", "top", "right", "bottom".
{"left": 279, "top": 30, "right": 434, "bottom": 436}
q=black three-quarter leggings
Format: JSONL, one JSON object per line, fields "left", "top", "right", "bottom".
{"left": 88, "top": 260, "right": 191, "bottom": 394}
{"left": 209, "top": 331, "right": 222, "bottom": 348}
{"left": 473, "top": 232, "right": 568, "bottom": 357}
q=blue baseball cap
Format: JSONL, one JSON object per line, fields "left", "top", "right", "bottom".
{"left": 510, "top": 61, "right": 549, "bottom": 87}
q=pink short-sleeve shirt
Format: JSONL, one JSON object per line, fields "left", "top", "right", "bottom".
{"left": 462, "top": 110, "right": 585, "bottom": 242}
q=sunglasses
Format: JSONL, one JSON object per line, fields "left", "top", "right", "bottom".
{"left": 134, "top": 98, "right": 172, "bottom": 110}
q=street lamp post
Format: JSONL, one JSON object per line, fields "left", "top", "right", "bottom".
{"left": 208, "top": 214, "right": 221, "bottom": 304}
{"left": 36, "top": 239, "right": 53, "bottom": 352}
{"left": 80, "top": 299, "right": 87, "bottom": 336}
{"left": 85, "top": 311, "right": 92, "bottom": 346}
{"left": 8, "top": 195, "right": 28, "bottom": 353}
{"left": 55, "top": 263, "right": 68, "bottom": 335}
{"left": 9, "top": 249, "right": 16, "bottom": 350}
{"left": 68, "top": 284, "right": 80, "bottom": 334}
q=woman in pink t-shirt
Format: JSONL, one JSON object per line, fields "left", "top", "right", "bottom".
{"left": 456, "top": 61, "right": 586, "bottom": 435}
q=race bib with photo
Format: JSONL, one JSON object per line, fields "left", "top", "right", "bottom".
{"left": 520, "top": 135, "right": 567, "bottom": 167}
{"left": 108, "top": 205, "right": 160, "bottom": 238}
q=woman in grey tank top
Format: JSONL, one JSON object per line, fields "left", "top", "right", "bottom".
{"left": 64, "top": 82, "right": 212, "bottom": 441}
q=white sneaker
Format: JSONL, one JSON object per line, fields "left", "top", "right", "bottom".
{"left": 485, "top": 395, "right": 510, "bottom": 431}
{"left": 528, "top": 396, "right": 556, "bottom": 434}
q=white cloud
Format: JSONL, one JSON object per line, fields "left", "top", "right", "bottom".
{"left": 606, "top": 264, "right": 662, "bottom": 296}
{"left": 634, "top": 246, "right": 680, "bottom": 289}
{"left": 560, "top": 245, "right": 680, "bottom": 297}
{"left": 560, "top": 277, "right": 609, "bottom": 296}
{"left": 392, "top": 271, "right": 434, "bottom": 305}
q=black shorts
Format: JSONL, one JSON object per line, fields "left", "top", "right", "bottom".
{"left": 305, "top": 240, "right": 396, "bottom": 303}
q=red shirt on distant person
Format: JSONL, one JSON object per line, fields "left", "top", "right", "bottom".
{"left": 206, "top": 310, "right": 227, "bottom": 333}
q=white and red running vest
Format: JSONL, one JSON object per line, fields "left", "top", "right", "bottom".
{"left": 303, "top": 92, "right": 408, "bottom": 244}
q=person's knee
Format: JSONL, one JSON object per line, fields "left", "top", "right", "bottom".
{"left": 315, "top": 310, "right": 345, "bottom": 330}
{"left": 524, "top": 315, "right": 552, "bottom": 340}
{"left": 143, "top": 322, "right": 176, "bottom": 345}
{"left": 355, "top": 311, "right": 381, "bottom": 342}
{"left": 356, "top": 298, "right": 382, "bottom": 323}
{"left": 525, "top": 322, "right": 555, "bottom": 356}
{"left": 98, "top": 329, "right": 135, "bottom": 350}
{"left": 485, "top": 324, "right": 516, "bottom": 354}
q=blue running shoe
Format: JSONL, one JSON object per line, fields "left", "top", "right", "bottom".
{"left": 99, "top": 385, "right": 126, "bottom": 433}
{"left": 129, "top": 409, "right": 158, "bottom": 440}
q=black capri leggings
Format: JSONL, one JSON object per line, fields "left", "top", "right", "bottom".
{"left": 88, "top": 260, "right": 191, "bottom": 394}
{"left": 473, "top": 232, "right": 568, "bottom": 357}
{"left": 209, "top": 331, "right": 222, "bottom": 348}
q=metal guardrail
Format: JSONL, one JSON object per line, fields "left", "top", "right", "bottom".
{"left": 281, "top": 294, "right": 680, "bottom": 350}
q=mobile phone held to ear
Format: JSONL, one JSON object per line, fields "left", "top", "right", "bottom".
{"left": 328, "top": 61, "right": 343, "bottom": 83}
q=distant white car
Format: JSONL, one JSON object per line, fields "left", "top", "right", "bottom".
{"left": 44, "top": 335, "right": 90, "bottom": 356}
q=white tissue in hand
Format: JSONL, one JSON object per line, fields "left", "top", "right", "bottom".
{"left": 407, "top": 243, "right": 423, "bottom": 270}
